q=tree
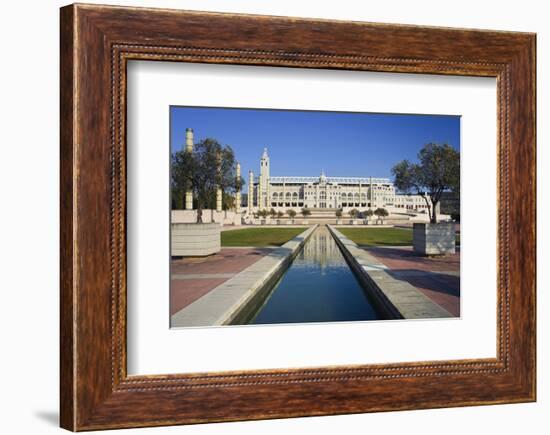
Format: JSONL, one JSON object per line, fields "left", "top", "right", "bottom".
{"left": 392, "top": 143, "right": 459, "bottom": 223}
{"left": 348, "top": 208, "right": 359, "bottom": 219}
{"left": 335, "top": 210, "right": 343, "bottom": 218}
{"left": 269, "top": 208, "right": 277, "bottom": 218}
{"left": 171, "top": 138, "right": 244, "bottom": 223}
{"left": 258, "top": 209, "right": 269, "bottom": 219}
{"left": 301, "top": 208, "right": 311, "bottom": 217}
{"left": 287, "top": 209, "right": 297, "bottom": 219}
{"left": 277, "top": 211, "right": 284, "bottom": 219}
{"left": 365, "top": 209, "right": 374, "bottom": 218}
{"left": 374, "top": 208, "right": 389, "bottom": 218}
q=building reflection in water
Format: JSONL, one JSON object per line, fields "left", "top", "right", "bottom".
{"left": 298, "top": 226, "right": 347, "bottom": 272}
{"left": 250, "top": 226, "right": 381, "bottom": 325}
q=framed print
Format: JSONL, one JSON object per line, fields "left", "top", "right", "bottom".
{"left": 60, "top": 3, "right": 536, "bottom": 431}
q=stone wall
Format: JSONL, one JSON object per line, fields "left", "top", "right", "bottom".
{"left": 171, "top": 223, "right": 221, "bottom": 257}
{"left": 172, "top": 209, "right": 242, "bottom": 226}
{"left": 413, "top": 222, "right": 456, "bottom": 255}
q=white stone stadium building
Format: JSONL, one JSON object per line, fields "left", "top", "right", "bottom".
{"left": 247, "top": 148, "right": 429, "bottom": 215}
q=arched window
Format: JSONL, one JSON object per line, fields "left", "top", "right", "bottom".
{"left": 286, "top": 192, "right": 291, "bottom": 199}
{"left": 272, "top": 192, "right": 279, "bottom": 200}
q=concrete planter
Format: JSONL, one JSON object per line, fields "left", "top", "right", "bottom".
{"left": 413, "top": 222, "right": 456, "bottom": 255}
{"left": 171, "top": 223, "right": 221, "bottom": 257}
{"left": 301, "top": 220, "right": 309, "bottom": 224}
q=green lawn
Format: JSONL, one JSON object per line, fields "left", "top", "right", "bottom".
{"left": 338, "top": 227, "right": 461, "bottom": 247}
{"left": 221, "top": 227, "right": 305, "bottom": 247}
{"left": 338, "top": 227, "right": 413, "bottom": 246}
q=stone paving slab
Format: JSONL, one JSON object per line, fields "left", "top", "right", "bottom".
{"left": 170, "top": 248, "right": 273, "bottom": 315}
{"left": 171, "top": 278, "right": 228, "bottom": 315}
{"left": 171, "top": 225, "right": 318, "bottom": 327}
{"left": 172, "top": 273, "right": 236, "bottom": 280}
{"left": 366, "top": 246, "right": 460, "bottom": 317}
{"left": 328, "top": 225, "right": 452, "bottom": 319}
{"left": 171, "top": 248, "right": 272, "bottom": 274}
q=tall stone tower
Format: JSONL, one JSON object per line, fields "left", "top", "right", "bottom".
{"left": 260, "top": 147, "right": 270, "bottom": 187}
{"left": 184, "top": 128, "right": 194, "bottom": 210}
{"left": 259, "top": 147, "right": 270, "bottom": 209}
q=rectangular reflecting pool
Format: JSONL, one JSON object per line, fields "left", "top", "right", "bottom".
{"left": 248, "top": 226, "right": 382, "bottom": 325}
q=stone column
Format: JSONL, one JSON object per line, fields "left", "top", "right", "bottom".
{"left": 369, "top": 176, "right": 373, "bottom": 209}
{"left": 248, "top": 170, "right": 254, "bottom": 213}
{"left": 216, "top": 151, "right": 222, "bottom": 213}
{"left": 235, "top": 163, "right": 241, "bottom": 212}
{"left": 258, "top": 171, "right": 263, "bottom": 209}
{"left": 184, "top": 128, "right": 194, "bottom": 210}
{"left": 216, "top": 188, "right": 222, "bottom": 212}
{"left": 266, "top": 177, "right": 270, "bottom": 210}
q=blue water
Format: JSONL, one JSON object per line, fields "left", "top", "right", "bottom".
{"left": 250, "top": 226, "right": 381, "bottom": 324}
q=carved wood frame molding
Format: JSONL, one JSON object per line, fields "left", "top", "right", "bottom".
{"left": 61, "top": 4, "right": 536, "bottom": 431}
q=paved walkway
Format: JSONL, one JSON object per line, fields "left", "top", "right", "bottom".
{"left": 171, "top": 225, "right": 317, "bottom": 327}
{"left": 170, "top": 248, "right": 272, "bottom": 315}
{"left": 364, "top": 246, "right": 460, "bottom": 316}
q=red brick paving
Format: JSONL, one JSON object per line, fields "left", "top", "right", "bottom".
{"left": 170, "top": 248, "right": 269, "bottom": 315}
{"left": 366, "top": 246, "right": 460, "bottom": 317}
{"left": 366, "top": 246, "right": 460, "bottom": 273}
{"left": 171, "top": 248, "right": 268, "bottom": 274}
{"left": 171, "top": 278, "right": 227, "bottom": 315}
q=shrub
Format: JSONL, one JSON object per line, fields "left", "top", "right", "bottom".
{"left": 348, "top": 209, "right": 359, "bottom": 218}
{"left": 287, "top": 209, "right": 297, "bottom": 219}
{"left": 258, "top": 209, "right": 268, "bottom": 218}
{"left": 301, "top": 208, "right": 311, "bottom": 217}
{"left": 374, "top": 208, "right": 389, "bottom": 217}
{"left": 335, "top": 210, "right": 342, "bottom": 218}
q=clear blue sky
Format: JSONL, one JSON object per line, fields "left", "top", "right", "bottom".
{"left": 170, "top": 106, "right": 460, "bottom": 183}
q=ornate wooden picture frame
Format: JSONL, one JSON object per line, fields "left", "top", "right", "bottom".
{"left": 60, "top": 3, "right": 536, "bottom": 431}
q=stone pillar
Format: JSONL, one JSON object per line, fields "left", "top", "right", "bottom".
{"left": 248, "top": 170, "right": 254, "bottom": 214}
{"left": 216, "top": 150, "right": 222, "bottom": 213}
{"left": 235, "top": 163, "right": 241, "bottom": 212}
{"left": 216, "top": 188, "right": 222, "bottom": 212}
{"left": 315, "top": 185, "right": 319, "bottom": 208}
{"left": 266, "top": 177, "right": 270, "bottom": 210}
{"left": 184, "top": 128, "right": 194, "bottom": 210}
{"left": 258, "top": 171, "right": 263, "bottom": 209}
{"left": 369, "top": 176, "right": 373, "bottom": 209}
